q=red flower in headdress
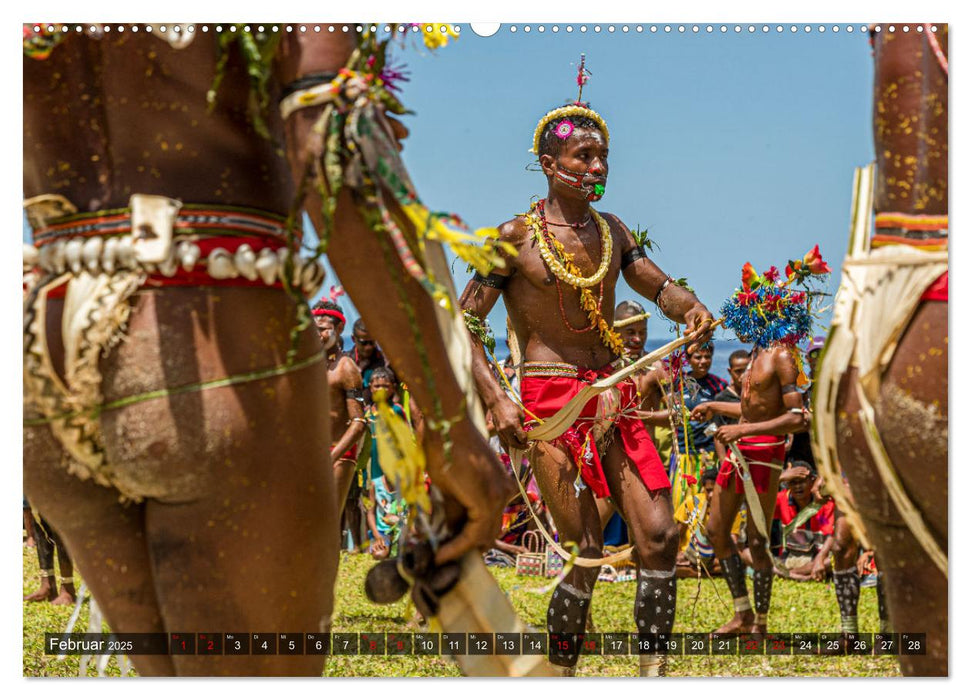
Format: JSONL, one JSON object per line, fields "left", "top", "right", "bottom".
{"left": 790, "top": 291, "right": 806, "bottom": 305}
{"left": 737, "top": 291, "right": 758, "bottom": 307}
{"left": 682, "top": 474, "right": 698, "bottom": 486}
{"left": 803, "top": 244, "right": 831, "bottom": 275}
{"left": 762, "top": 293, "right": 782, "bottom": 313}
{"left": 763, "top": 266, "right": 781, "bottom": 283}
{"left": 741, "top": 262, "right": 762, "bottom": 292}
{"left": 786, "top": 245, "right": 831, "bottom": 280}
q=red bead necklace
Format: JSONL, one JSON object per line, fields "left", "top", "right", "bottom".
{"left": 536, "top": 199, "right": 604, "bottom": 334}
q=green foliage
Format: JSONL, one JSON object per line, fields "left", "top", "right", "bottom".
{"left": 23, "top": 548, "right": 899, "bottom": 677}
{"left": 630, "top": 224, "right": 659, "bottom": 252}
{"left": 207, "top": 25, "right": 282, "bottom": 140}
{"left": 674, "top": 277, "right": 696, "bottom": 294}
{"left": 463, "top": 310, "right": 496, "bottom": 353}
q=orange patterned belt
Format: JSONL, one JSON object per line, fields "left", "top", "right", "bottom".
{"left": 31, "top": 203, "right": 299, "bottom": 247}
{"left": 873, "top": 212, "right": 948, "bottom": 252}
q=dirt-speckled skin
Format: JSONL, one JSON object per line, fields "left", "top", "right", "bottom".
{"left": 23, "top": 31, "right": 346, "bottom": 675}
{"left": 871, "top": 28, "right": 947, "bottom": 216}
{"left": 831, "top": 27, "right": 948, "bottom": 676}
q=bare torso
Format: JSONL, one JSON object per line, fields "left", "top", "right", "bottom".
{"left": 22, "top": 29, "right": 352, "bottom": 675}
{"left": 24, "top": 32, "right": 294, "bottom": 211}
{"left": 327, "top": 353, "right": 359, "bottom": 440}
{"left": 498, "top": 212, "right": 626, "bottom": 369}
{"left": 739, "top": 346, "right": 788, "bottom": 425}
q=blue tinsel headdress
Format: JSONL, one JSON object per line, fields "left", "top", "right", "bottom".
{"left": 720, "top": 245, "right": 831, "bottom": 350}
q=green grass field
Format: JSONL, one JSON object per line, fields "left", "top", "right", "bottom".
{"left": 23, "top": 547, "right": 900, "bottom": 677}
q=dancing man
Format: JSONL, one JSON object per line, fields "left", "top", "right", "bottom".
{"left": 23, "top": 511, "right": 76, "bottom": 605}
{"left": 313, "top": 299, "right": 366, "bottom": 507}
{"left": 461, "top": 86, "right": 714, "bottom": 675}
{"left": 705, "top": 256, "right": 828, "bottom": 634}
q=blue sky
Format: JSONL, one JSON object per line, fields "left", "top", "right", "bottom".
{"left": 16, "top": 22, "right": 877, "bottom": 343}
{"left": 9, "top": 8, "right": 963, "bottom": 686}
{"left": 312, "top": 25, "right": 874, "bottom": 341}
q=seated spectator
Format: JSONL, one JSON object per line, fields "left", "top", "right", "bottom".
{"left": 484, "top": 485, "right": 543, "bottom": 568}
{"left": 367, "top": 475, "right": 404, "bottom": 561}
{"left": 603, "top": 512, "right": 629, "bottom": 548}
{"left": 773, "top": 461, "right": 836, "bottom": 580}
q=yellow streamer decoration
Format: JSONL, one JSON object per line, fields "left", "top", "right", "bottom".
{"left": 372, "top": 391, "right": 430, "bottom": 514}
{"left": 398, "top": 202, "right": 515, "bottom": 277}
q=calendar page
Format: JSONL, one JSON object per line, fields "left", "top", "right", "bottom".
{"left": 19, "top": 4, "right": 949, "bottom": 684}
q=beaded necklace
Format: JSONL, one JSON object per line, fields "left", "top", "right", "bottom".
{"left": 556, "top": 277, "right": 604, "bottom": 333}
{"left": 531, "top": 199, "right": 612, "bottom": 288}
{"left": 525, "top": 200, "right": 625, "bottom": 356}
{"left": 546, "top": 215, "right": 592, "bottom": 230}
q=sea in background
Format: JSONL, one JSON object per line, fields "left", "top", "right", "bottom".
{"left": 338, "top": 333, "right": 756, "bottom": 381}
{"left": 491, "top": 335, "right": 752, "bottom": 381}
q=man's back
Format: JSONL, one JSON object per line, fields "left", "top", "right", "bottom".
{"left": 24, "top": 30, "right": 292, "bottom": 213}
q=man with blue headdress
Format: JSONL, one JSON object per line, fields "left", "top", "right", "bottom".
{"left": 705, "top": 252, "right": 830, "bottom": 636}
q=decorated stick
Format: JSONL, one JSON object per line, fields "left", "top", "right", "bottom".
{"left": 430, "top": 553, "right": 558, "bottom": 676}
{"left": 529, "top": 318, "right": 724, "bottom": 443}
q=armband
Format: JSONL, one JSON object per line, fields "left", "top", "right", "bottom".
{"left": 654, "top": 277, "right": 674, "bottom": 306}
{"left": 621, "top": 245, "right": 648, "bottom": 270}
{"left": 472, "top": 270, "right": 511, "bottom": 290}
{"left": 781, "top": 384, "right": 800, "bottom": 395}
{"left": 280, "top": 72, "right": 339, "bottom": 101}
{"left": 279, "top": 71, "right": 342, "bottom": 120}
{"left": 348, "top": 388, "right": 365, "bottom": 403}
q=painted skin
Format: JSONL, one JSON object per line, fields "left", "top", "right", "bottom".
{"left": 827, "top": 27, "right": 948, "bottom": 676}
{"left": 23, "top": 29, "right": 513, "bottom": 675}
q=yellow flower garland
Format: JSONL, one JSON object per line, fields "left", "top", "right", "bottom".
{"left": 530, "top": 206, "right": 612, "bottom": 288}
{"left": 531, "top": 105, "right": 610, "bottom": 155}
{"left": 524, "top": 202, "right": 626, "bottom": 357}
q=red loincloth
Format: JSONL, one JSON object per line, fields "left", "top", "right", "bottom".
{"left": 520, "top": 364, "right": 670, "bottom": 498}
{"left": 333, "top": 444, "right": 358, "bottom": 461}
{"left": 716, "top": 435, "right": 787, "bottom": 494}
{"left": 920, "top": 271, "right": 948, "bottom": 302}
